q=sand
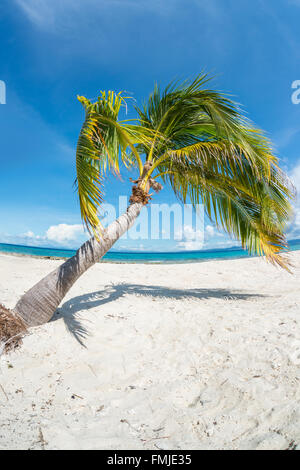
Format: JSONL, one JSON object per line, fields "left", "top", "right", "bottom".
{"left": 0, "top": 252, "right": 299, "bottom": 450}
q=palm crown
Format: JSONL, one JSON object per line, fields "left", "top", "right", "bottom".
{"left": 76, "top": 74, "right": 294, "bottom": 270}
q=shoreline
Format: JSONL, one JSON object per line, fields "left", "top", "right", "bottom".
{"left": 0, "top": 248, "right": 251, "bottom": 265}
{"left": 0, "top": 247, "right": 298, "bottom": 265}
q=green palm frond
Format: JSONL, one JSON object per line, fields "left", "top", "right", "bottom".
{"left": 76, "top": 91, "right": 154, "bottom": 235}
{"left": 134, "top": 74, "right": 295, "bottom": 269}
{"left": 160, "top": 161, "right": 292, "bottom": 268}
{"left": 156, "top": 140, "right": 294, "bottom": 269}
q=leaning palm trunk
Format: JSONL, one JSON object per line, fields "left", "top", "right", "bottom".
{"left": 13, "top": 202, "right": 143, "bottom": 327}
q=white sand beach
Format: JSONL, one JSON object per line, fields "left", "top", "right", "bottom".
{"left": 0, "top": 252, "right": 299, "bottom": 450}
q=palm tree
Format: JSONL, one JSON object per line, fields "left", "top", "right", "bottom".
{"left": 1, "top": 74, "right": 294, "bottom": 345}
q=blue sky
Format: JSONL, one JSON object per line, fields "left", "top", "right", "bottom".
{"left": 0, "top": 0, "right": 300, "bottom": 251}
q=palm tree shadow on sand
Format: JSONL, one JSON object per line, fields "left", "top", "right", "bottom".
{"left": 52, "top": 283, "right": 264, "bottom": 347}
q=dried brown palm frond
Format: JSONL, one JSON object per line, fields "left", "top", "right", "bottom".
{"left": 0, "top": 304, "right": 27, "bottom": 354}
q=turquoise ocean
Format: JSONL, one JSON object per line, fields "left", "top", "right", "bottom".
{"left": 1, "top": 240, "right": 300, "bottom": 263}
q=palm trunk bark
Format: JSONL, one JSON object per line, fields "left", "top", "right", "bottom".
{"left": 13, "top": 202, "right": 143, "bottom": 327}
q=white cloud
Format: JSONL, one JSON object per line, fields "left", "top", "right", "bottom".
{"left": 204, "top": 224, "right": 225, "bottom": 242}
{"left": 14, "top": 0, "right": 228, "bottom": 76}
{"left": 16, "top": 0, "right": 55, "bottom": 28}
{"left": 177, "top": 240, "right": 204, "bottom": 250}
{"left": 211, "top": 239, "right": 240, "bottom": 249}
{"left": 15, "top": 0, "right": 176, "bottom": 31}
{"left": 15, "top": 0, "right": 227, "bottom": 44}
{"left": 175, "top": 223, "right": 228, "bottom": 250}
{"left": 175, "top": 224, "right": 204, "bottom": 241}
{"left": 205, "top": 225, "right": 215, "bottom": 237}
{"left": 291, "top": 161, "right": 300, "bottom": 190}
{"left": 175, "top": 224, "right": 204, "bottom": 250}
{"left": 1, "top": 223, "right": 86, "bottom": 248}
{"left": 21, "top": 230, "right": 44, "bottom": 240}
{"left": 46, "top": 224, "right": 84, "bottom": 243}
{"left": 22, "top": 230, "right": 36, "bottom": 238}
